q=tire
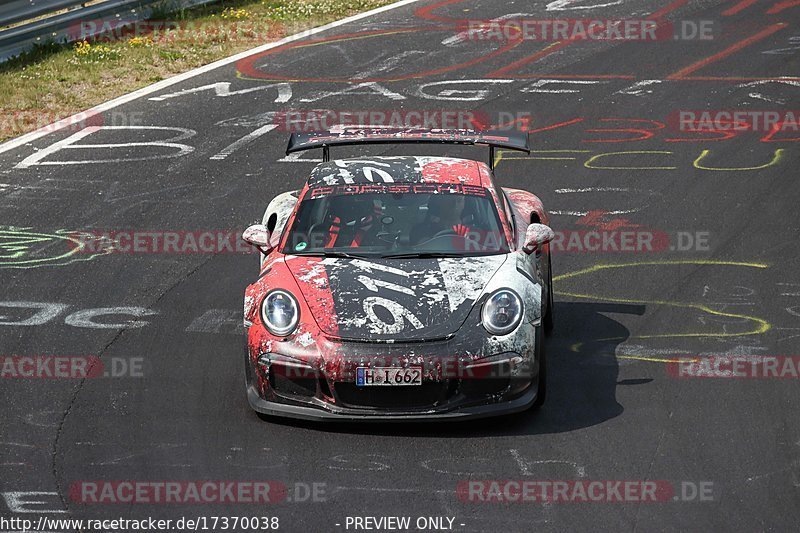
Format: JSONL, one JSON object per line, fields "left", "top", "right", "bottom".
{"left": 543, "top": 253, "right": 555, "bottom": 336}
{"left": 244, "top": 338, "right": 254, "bottom": 389}
{"left": 532, "top": 326, "right": 546, "bottom": 410}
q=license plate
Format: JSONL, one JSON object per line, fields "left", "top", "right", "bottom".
{"left": 356, "top": 367, "right": 422, "bottom": 387}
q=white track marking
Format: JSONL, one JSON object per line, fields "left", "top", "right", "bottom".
{"left": 737, "top": 79, "right": 800, "bottom": 90}
{"left": 521, "top": 79, "right": 606, "bottom": 94}
{"left": 547, "top": 0, "right": 625, "bottom": 10}
{"left": 2, "top": 492, "right": 66, "bottom": 513}
{"left": 550, "top": 208, "right": 642, "bottom": 216}
{"left": 415, "top": 79, "right": 515, "bottom": 101}
{"left": 778, "top": 283, "right": 800, "bottom": 297}
{"left": 552, "top": 186, "right": 659, "bottom": 216}
{"left": 149, "top": 82, "right": 292, "bottom": 102}
{"left": 210, "top": 124, "right": 279, "bottom": 160}
{"left": 278, "top": 151, "right": 322, "bottom": 163}
{"left": 554, "top": 186, "right": 635, "bottom": 193}
{"left": 762, "top": 36, "right": 800, "bottom": 55}
{"left": 14, "top": 126, "right": 196, "bottom": 168}
{"left": 616, "top": 79, "right": 663, "bottom": 96}
{"left": 748, "top": 92, "right": 786, "bottom": 104}
{"left": 509, "top": 449, "right": 587, "bottom": 477}
{"left": 299, "top": 81, "right": 405, "bottom": 102}
{"left": 63, "top": 307, "right": 158, "bottom": 329}
{"left": 0, "top": 302, "right": 70, "bottom": 326}
{"left": 0, "top": 0, "right": 424, "bottom": 156}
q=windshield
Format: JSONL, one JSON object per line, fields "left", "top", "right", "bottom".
{"left": 281, "top": 184, "right": 510, "bottom": 258}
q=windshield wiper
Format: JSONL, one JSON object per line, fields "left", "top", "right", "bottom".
{"left": 380, "top": 252, "right": 463, "bottom": 259}
{"left": 296, "top": 251, "right": 375, "bottom": 259}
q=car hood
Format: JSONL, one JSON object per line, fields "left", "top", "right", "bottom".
{"left": 286, "top": 255, "right": 507, "bottom": 342}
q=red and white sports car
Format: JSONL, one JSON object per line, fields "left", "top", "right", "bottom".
{"left": 241, "top": 129, "right": 554, "bottom": 421}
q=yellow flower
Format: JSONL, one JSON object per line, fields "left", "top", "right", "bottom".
{"left": 71, "top": 40, "right": 122, "bottom": 61}
{"left": 220, "top": 7, "right": 251, "bottom": 20}
{"left": 128, "top": 36, "right": 153, "bottom": 47}
{"left": 74, "top": 40, "right": 91, "bottom": 55}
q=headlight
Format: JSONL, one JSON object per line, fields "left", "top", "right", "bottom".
{"left": 260, "top": 290, "right": 299, "bottom": 336}
{"left": 481, "top": 289, "right": 523, "bottom": 335}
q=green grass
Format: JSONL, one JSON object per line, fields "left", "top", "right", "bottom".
{"left": 0, "top": 0, "right": 394, "bottom": 141}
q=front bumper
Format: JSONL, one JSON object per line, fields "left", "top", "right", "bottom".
{"left": 246, "top": 383, "right": 537, "bottom": 422}
{"left": 245, "top": 321, "right": 541, "bottom": 422}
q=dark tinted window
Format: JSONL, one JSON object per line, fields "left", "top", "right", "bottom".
{"left": 282, "top": 184, "right": 510, "bottom": 257}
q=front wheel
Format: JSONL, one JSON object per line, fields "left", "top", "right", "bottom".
{"left": 543, "top": 253, "right": 554, "bottom": 336}
{"left": 532, "top": 326, "right": 546, "bottom": 410}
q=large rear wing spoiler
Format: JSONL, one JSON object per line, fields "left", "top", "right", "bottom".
{"left": 285, "top": 128, "right": 530, "bottom": 170}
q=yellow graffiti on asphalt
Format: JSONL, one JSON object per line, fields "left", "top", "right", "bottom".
{"left": 0, "top": 227, "right": 110, "bottom": 269}
{"left": 693, "top": 149, "right": 784, "bottom": 171}
{"left": 553, "top": 260, "right": 772, "bottom": 363}
{"left": 495, "top": 149, "right": 789, "bottom": 171}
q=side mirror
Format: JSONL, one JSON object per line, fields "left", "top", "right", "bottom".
{"left": 242, "top": 224, "right": 274, "bottom": 254}
{"left": 522, "top": 223, "right": 555, "bottom": 254}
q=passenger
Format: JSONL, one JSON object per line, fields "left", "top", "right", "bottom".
{"left": 410, "top": 194, "right": 469, "bottom": 245}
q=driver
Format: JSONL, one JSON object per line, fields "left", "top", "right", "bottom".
{"left": 410, "top": 194, "right": 470, "bottom": 245}
{"left": 324, "top": 196, "right": 379, "bottom": 248}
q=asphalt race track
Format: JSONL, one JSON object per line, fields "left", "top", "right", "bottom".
{"left": 1, "top": 0, "right": 800, "bottom": 531}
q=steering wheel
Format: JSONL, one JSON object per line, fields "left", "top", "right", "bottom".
{"left": 376, "top": 230, "right": 402, "bottom": 244}
{"left": 432, "top": 228, "right": 458, "bottom": 238}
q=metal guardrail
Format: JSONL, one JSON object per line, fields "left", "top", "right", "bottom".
{"left": 1, "top": 1, "right": 87, "bottom": 27}
{"left": 0, "top": 0, "right": 219, "bottom": 62}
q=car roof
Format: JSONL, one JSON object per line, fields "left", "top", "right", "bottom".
{"left": 306, "top": 156, "right": 489, "bottom": 189}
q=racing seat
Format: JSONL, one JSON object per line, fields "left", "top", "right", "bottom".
{"left": 312, "top": 197, "right": 380, "bottom": 248}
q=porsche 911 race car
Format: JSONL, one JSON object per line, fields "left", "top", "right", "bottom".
{"left": 241, "top": 128, "right": 554, "bottom": 421}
